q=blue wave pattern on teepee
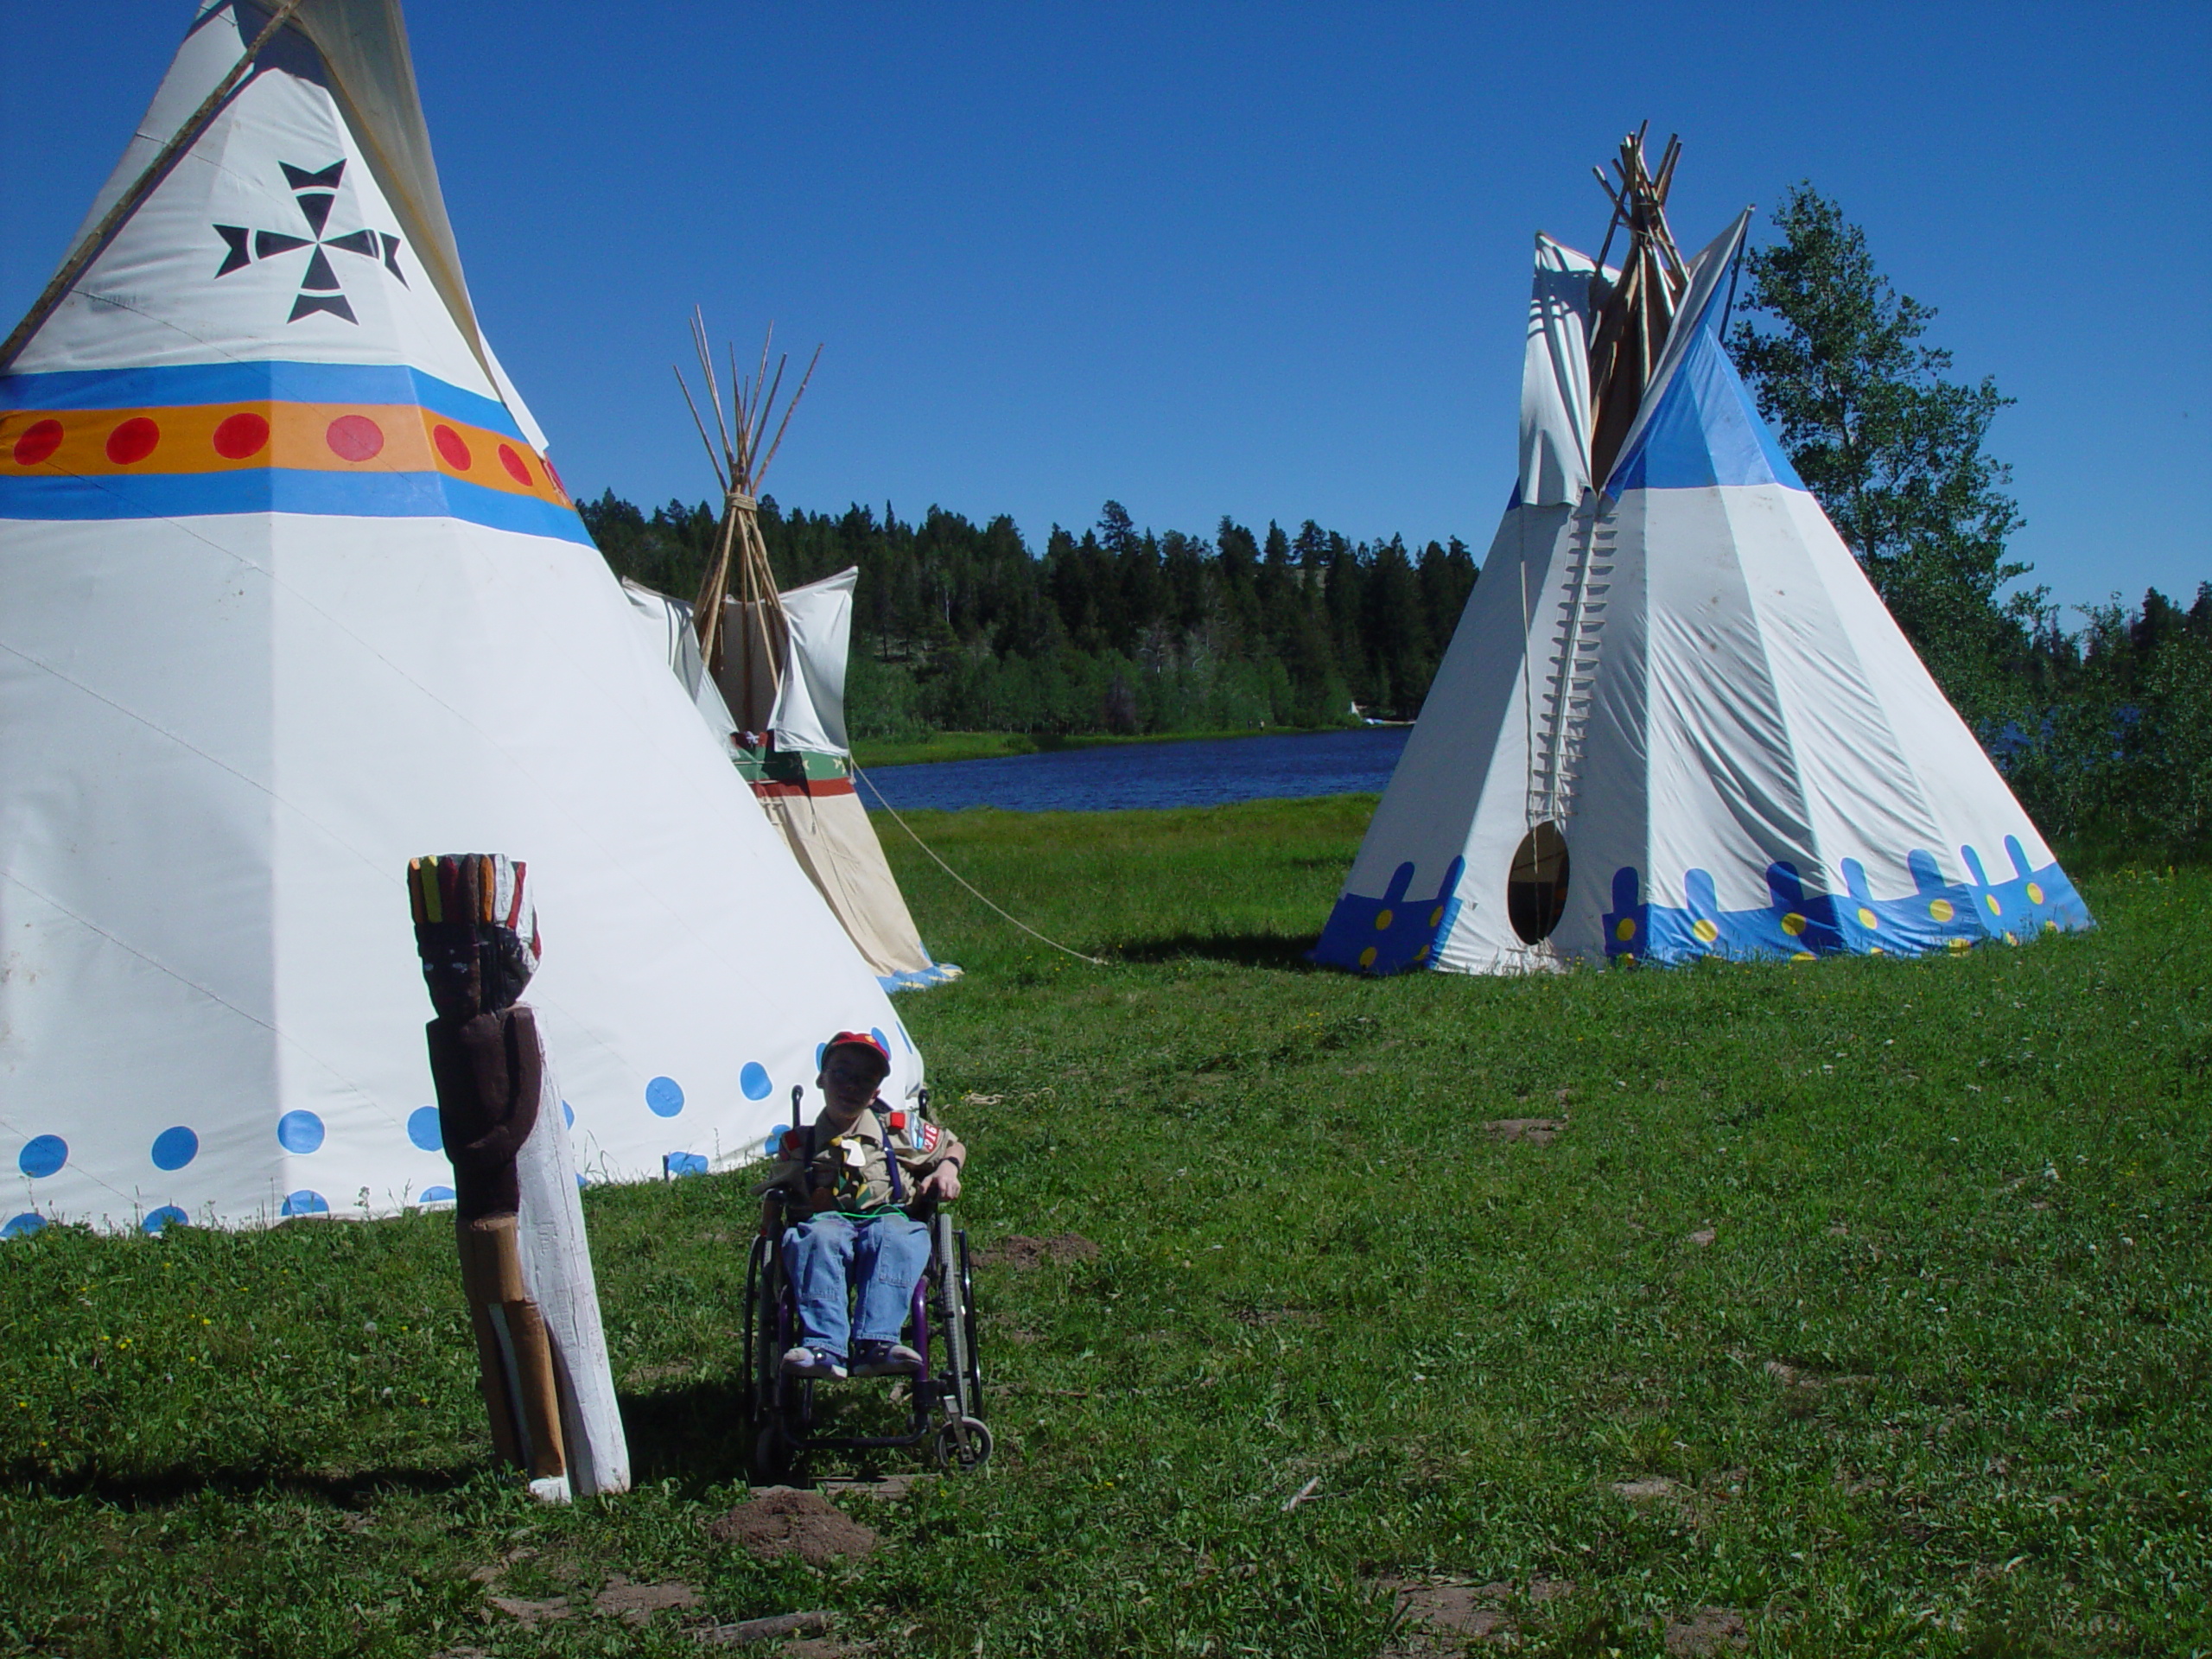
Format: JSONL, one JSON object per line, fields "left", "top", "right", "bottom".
{"left": 1607, "top": 324, "right": 1808, "bottom": 494}
{"left": 1601, "top": 836, "right": 2093, "bottom": 965}
{"left": 1312, "top": 857, "right": 1465, "bottom": 974}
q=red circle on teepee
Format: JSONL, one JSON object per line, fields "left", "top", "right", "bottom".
{"left": 325, "top": 415, "right": 385, "bottom": 461}
{"left": 433, "top": 424, "right": 472, "bottom": 470}
{"left": 497, "top": 443, "right": 532, "bottom": 486}
{"left": 12, "top": 419, "right": 64, "bottom": 467}
{"left": 212, "top": 412, "right": 270, "bottom": 460}
{"left": 543, "top": 457, "right": 569, "bottom": 500}
{"left": 106, "top": 417, "right": 160, "bottom": 465}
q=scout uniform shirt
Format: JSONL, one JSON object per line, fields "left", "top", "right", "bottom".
{"left": 761, "top": 1103, "right": 964, "bottom": 1218}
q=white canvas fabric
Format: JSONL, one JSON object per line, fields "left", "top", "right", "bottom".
{"left": 512, "top": 1052, "right": 626, "bottom": 1496}
{"left": 1314, "top": 220, "right": 2090, "bottom": 976}
{"left": 770, "top": 566, "right": 856, "bottom": 758}
{"left": 622, "top": 579, "right": 739, "bottom": 743}
{"left": 1, "top": 1, "right": 923, "bottom": 1236}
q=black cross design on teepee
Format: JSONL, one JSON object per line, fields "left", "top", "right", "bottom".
{"left": 213, "top": 160, "right": 406, "bottom": 323}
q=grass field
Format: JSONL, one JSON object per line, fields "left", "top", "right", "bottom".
{"left": 3, "top": 798, "right": 2207, "bottom": 1657}
{"left": 849, "top": 726, "right": 1352, "bottom": 770}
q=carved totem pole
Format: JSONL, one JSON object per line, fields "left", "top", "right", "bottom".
{"left": 408, "top": 854, "right": 630, "bottom": 1501}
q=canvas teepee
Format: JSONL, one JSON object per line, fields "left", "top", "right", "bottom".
{"left": 0, "top": 0, "right": 923, "bottom": 1236}
{"left": 1314, "top": 131, "right": 2091, "bottom": 975}
{"left": 665, "top": 319, "right": 960, "bottom": 991}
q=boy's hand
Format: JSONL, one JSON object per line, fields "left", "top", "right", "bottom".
{"left": 918, "top": 1163, "right": 963, "bottom": 1203}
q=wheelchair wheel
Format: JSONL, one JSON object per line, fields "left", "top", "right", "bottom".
{"left": 747, "top": 1230, "right": 795, "bottom": 1484}
{"left": 931, "top": 1211, "right": 975, "bottom": 1422}
{"left": 957, "top": 1226, "right": 983, "bottom": 1405}
{"left": 933, "top": 1414, "right": 993, "bottom": 1471}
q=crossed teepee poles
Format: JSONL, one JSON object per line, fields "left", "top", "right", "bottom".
{"left": 674, "top": 312, "right": 822, "bottom": 736}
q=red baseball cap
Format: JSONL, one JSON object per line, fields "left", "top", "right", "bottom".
{"left": 821, "top": 1029, "right": 892, "bottom": 1077}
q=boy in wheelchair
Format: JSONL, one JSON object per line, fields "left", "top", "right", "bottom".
{"left": 759, "top": 1030, "right": 966, "bottom": 1382}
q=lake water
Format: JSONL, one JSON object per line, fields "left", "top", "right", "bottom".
{"left": 857, "top": 726, "right": 1413, "bottom": 813}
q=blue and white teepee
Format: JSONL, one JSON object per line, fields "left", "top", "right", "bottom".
{"left": 1316, "top": 134, "right": 2091, "bottom": 976}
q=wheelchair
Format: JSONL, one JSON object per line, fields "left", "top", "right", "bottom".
{"left": 742, "top": 1090, "right": 990, "bottom": 1482}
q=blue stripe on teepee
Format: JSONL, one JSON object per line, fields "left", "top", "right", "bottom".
{"left": 1609, "top": 326, "right": 1808, "bottom": 494}
{"left": 1311, "top": 856, "right": 1465, "bottom": 974}
{"left": 0, "top": 467, "right": 595, "bottom": 543}
{"left": 1600, "top": 836, "right": 2092, "bottom": 967}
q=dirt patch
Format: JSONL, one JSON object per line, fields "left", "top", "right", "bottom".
{"left": 1484, "top": 1117, "right": 1565, "bottom": 1144}
{"left": 623, "top": 1361, "right": 694, "bottom": 1388}
{"left": 982, "top": 1232, "right": 1098, "bottom": 1268}
{"left": 592, "top": 1574, "right": 698, "bottom": 1625}
{"left": 1663, "top": 1606, "right": 1751, "bottom": 1655}
{"left": 1394, "top": 1581, "right": 1512, "bottom": 1637}
{"left": 706, "top": 1488, "right": 880, "bottom": 1566}
{"left": 1611, "top": 1476, "right": 1682, "bottom": 1504}
{"left": 1687, "top": 1228, "right": 1717, "bottom": 1248}
{"left": 1231, "top": 1306, "right": 1323, "bottom": 1327}
{"left": 690, "top": 1609, "right": 836, "bottom": 1649}
{"left": 1527, "top": 1577, "right": 1577, "bottom": 1602}
{"left": 816, "top": 1472, "right": 932, "bottom": 1500}
{"left": 486, "top": 1594, "right": 569, "bottom": 1625}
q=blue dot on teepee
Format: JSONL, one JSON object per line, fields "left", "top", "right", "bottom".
{"left": 3, "top": 1213, "right": 46, "bottom": 1240}
{"left": 281, "top": 1190, "right": 328, "bottom": 1217}
{"left": 563, "top": 1099, "right": 575, "bottom": 1128}
{"left": 419, "top": 1185, "right": 456, "bottom": 1205}
{"left": 150, "top": 1126, "right": 199, "bottom": 1171}
{"left": 143, "top": 1206, "right": 188, "bottom": 1235}
{"left": 18, "top": 1135, "right": 66, "bottom": 1179}
{"left": 741, "top": 1062, "right": 772, "bottom": 1100}
{"left": 870, "top": 1027, "right": 889, "bottom": 1056}
{"left": 406, "top": 1107, "right": 442, "bottom": 1152}
{"left": 276, "top": 1111, "right": 324, "bottom": 1154}
{"left": 645, "top": 1076, "right": 684, "bottom": 1117}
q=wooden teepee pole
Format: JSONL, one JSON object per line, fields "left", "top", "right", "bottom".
{"left": 677, "top": 315, "right": 819, "bottom": 735}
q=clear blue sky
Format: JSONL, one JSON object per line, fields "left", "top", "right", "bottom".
{"left": 6, "top": 2, "right": 2208, "bottom": 613}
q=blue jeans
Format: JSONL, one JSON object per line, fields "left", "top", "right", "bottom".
{"left": 782, "top": 1212, "right": 931, "bottom": 1360}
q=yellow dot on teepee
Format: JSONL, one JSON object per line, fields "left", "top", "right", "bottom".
{"left": 1375, "top": 909, "right": 1394, "bottom": 931}
{"left": 1985, "top": 893, "right": 2001, "bottom": 915}
{"left": 1414, "top": 944, "right": 1429, "bottom": 961}
{"left": 1929, "top": 898, "right": 1954, "bottom": 922}
{"left": 2044, "top": 919, "right": 2058, "bottom": 932}
{"left": 1781, "top": 912, "right": 1807, "bottom": 936}
{"left": 1791, "top": 950, "right": 1816, "bottom": 962}
{"left": 1693, "top": 918, "right": 1718, "bottom": 944}
{"left": 1614, "top": 918, "right": 1636, "bottom": 941}
{"left": 1948, "top": 938, "right": 1972, "bottom": 953}
{"left": 1429, "top": 906, "right": 1445, "bottom": 926}
{"left": 1858, "top": 906, "right": 1878, "bottom": 929}
{"left": 2025, "top": 882, "right": 2044, "bottom": 904}
{"left": 1358, "top": 946, "right": 1377, "bottom": 969}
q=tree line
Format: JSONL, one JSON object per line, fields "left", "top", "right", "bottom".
{"left": 582, "top": 493, "right": 1477, "bottom": 739}
{"left": 583, "top": 181, "right": 2209, "bottom": 850}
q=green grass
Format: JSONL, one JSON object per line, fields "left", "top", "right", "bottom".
{"left": 3, "top": 798, "right": 2208, "bottom": 1656}
{"left": 849, "top": 725, "right": 1351, "bottom": 770}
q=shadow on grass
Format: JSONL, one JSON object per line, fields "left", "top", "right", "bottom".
{"left": 1, "top": 1457, "right": 476, "bottom": 1509}
{"left": 621, "top": 1377, "right": 950, "bottom": 1492}
{"left": 620, "top": 1376, "right": 754, "bottom": 1491}
{"left": 1111, "top": 930, "right": 1325, "bottom": 970}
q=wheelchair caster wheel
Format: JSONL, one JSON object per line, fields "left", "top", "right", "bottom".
{"left": 933, "top": 1415, "right": 992, "bottom": 1471}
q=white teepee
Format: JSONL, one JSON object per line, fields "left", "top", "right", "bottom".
{"left": 1315, "top": 134, "right": 2091, "bottom": 976}
{"left": 0, "top": 0, "right": 923, "bottom": 1236}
